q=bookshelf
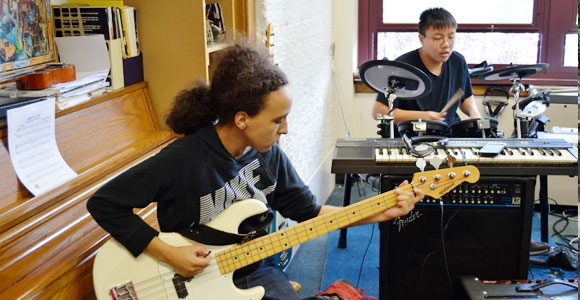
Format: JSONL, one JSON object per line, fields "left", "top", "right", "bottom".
{"left": 123, "top": 0, "right": 254, "bottom": 129}
{"left": 207, "top": 42, "right": 230, "bottom": 54}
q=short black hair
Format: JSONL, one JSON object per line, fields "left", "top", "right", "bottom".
{"left": 418, "top": 7, "right": 457, "bottom": 36}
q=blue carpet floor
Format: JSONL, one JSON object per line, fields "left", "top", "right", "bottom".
{"left": 285, "top": 183, "right": 578, "bottom": 299}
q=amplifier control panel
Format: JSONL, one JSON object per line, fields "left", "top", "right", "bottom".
{"left": 420, "top": 182, "right": 523, "bottom": 207}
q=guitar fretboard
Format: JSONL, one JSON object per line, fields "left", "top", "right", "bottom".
{"left": 215, "top": 185, "right": 410, "bottom": 274}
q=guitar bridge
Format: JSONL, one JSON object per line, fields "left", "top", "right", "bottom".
{"left": 109, "top": 281, "right": 138, "bottom": 300}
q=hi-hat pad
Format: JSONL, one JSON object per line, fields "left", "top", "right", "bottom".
{"left": 359, "top": 60, "right": 432, "bottom": 99}
{"left": 478, "top": 63, "right": 549, "bottom": 81}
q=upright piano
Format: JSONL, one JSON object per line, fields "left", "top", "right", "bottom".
{"left": 0, "top": 82, "right": 174, "bottom": 299}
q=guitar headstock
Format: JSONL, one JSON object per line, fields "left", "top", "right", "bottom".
{"left": 411, "top": 165, "right": 480, "bottom": 199}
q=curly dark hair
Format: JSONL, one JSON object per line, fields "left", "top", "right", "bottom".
{"left": 418, "top": 7, "right": 457, "bottom": 36}
{"left": 166, "top": 42, "right": 289, "bottom": 134}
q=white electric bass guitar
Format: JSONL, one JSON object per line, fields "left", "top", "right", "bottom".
{"left": 93, "top": 166, "right": 479, "bottom": 300}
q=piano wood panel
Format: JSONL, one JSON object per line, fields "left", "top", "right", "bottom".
{"left": 0, "top": 83, "right": 164, "bottom": 204}
{"left": 0, "top": 83, "right": 174, "bottom": 231}
{"left": 0, "top": 82, "right": 174, "bottom": 299}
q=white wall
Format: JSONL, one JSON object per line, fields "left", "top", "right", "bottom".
{"left": 258, "top": 0, "right": 336, "bottom": 207}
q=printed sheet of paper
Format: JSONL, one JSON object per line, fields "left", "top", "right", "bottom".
{"left": 7, "top": 98, "right": 78, "bottom": 196}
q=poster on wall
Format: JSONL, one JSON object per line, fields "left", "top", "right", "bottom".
{"left": 0, "top": 0, "right": 55, "bottom": 76}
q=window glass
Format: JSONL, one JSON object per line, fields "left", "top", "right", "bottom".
{"left": 377, "top": 32, "right": 539, "bottom": 64}
{"left": 563, "top": 33, "right": 577, "bottom": 67}
{"left": 382, "top": 0, "right": 534, "bottom": 24}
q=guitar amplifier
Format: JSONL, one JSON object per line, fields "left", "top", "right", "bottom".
{"left": 379, "top": 175, "right": 536, "bottom": 300}
{"left": 454, "top": 276, "right": 578, "bottom": 299}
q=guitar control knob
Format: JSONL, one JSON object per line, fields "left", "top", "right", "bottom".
{"left": 448, "top": 172, "right": 456, "bottom": 179}
{"left": 430, "top": 183, "right": 436, "bottom": 190}
{"left": 433, "top": 174, "right": 441, "bottom": 181}
{"left": 419, "top": 176, "right": 427, "bottom": 183}
{"left": 462, "top": 170, "right": 471, "bottom": 177}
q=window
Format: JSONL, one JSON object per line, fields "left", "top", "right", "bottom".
{"left": 358, "top": 0, "right": 578, "bottom": 83}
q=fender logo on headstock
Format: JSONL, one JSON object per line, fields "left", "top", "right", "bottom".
{"left": 439, "top": 183, "right": 454, "bottom": 197}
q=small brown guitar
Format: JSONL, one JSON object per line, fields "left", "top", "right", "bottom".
{"left": 0, "top": 64, "right": 77, "bottom": 90}
{"left": 15, "top": 64, "right": 77, "bottom": 90}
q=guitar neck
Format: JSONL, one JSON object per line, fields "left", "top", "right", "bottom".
{"left": 215, "top": 165, "right": 479, "bottom": 275}
{"left": 215, "top": 186, "right": 404, "bottom": 274}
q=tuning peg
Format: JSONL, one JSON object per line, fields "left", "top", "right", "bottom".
{"left": 446, "top": 154, "right": 456, "bottom": 167}
{"left": 430, "top": 156, "right": 443, "bottom": 170}
{"left": 415, "top": 157, "right": 426, "bottom": 172}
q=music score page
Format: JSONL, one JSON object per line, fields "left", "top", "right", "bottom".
{"left": 7, "top": 98, "right": 77, "bottom": 196}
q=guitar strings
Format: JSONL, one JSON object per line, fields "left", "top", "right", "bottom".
{"left": 115, "top": 174, "right": 463, "bottom": 298}
{"left": 216, "top": 187, "right": 408, "bottom": 272}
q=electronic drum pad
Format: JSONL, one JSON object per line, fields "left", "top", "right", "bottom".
{"left": 478, "top": 63, "right": 549, "bottom": 81}
{"left": 359, "top": 60, "right": 432, "bottom": 99}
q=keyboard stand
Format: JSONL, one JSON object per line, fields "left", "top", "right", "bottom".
{"left": 539, "top": 175, "right": 549, "bottom": 242}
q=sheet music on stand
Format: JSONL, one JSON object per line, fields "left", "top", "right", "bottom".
{"left": 7, "top": 98, "right": 77, "bottom": 196}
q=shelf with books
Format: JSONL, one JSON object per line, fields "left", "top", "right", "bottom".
{"left": 206, "top": 42, "right": 230, "bottom": 54}
{"left": 123, "top": 0, "right": 253, "bottom": 128}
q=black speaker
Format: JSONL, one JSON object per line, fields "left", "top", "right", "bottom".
{"left": 379, "top": 175, "right": 536, "bottom": 300}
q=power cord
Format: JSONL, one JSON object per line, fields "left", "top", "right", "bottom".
{"left": 561, "top": 209, "right": 578, "bottom": 222}
{"left": 439, "top": 201, "right": 452, "bottom": 295}
{"left": 356, "top": 222, "right": 376, "bottom": 288}
{"left": 569, "top": 237, "right": 578, "bottom": 255}
{"left": 419, "top": 202, "right": 461, "bottom": 282}
{"left": 551, "top": 209, "right": 578, "bottom": 254}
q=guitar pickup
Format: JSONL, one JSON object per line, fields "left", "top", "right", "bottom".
{"left": 110, "top": 281, "right": 137, "bottom": 300}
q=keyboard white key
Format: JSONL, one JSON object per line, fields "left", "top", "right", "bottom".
{"left": 373, "top": 146, "right": 577, "bottom": 165}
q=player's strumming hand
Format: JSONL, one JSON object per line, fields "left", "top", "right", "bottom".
{"left": 146, "top": 237, "right": 211, "bottom": 277}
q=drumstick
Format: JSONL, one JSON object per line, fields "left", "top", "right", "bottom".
{"left": 440, "top": 88, "right": 464, "bottom": 114}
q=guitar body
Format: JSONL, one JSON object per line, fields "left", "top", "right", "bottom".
{"left": 93, "top": 199, "right": 268, "bottom": 300}
{"left": 16, "top": 64, "right": 76, "bottom": 90}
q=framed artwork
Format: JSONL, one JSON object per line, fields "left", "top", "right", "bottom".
{"left": 0, "top": 0, "right": 55, "bottom": 75}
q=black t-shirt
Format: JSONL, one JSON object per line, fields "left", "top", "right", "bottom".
{"left": 376, "top": 49, "right": 473, "bottom": 125}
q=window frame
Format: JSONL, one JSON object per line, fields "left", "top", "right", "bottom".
{"left": 358, "top": 0, "right": 578, "bottom": 85}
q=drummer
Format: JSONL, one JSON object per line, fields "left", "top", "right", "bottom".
{"left": 372, "top": 7, "right": 481, "bottom": 125}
